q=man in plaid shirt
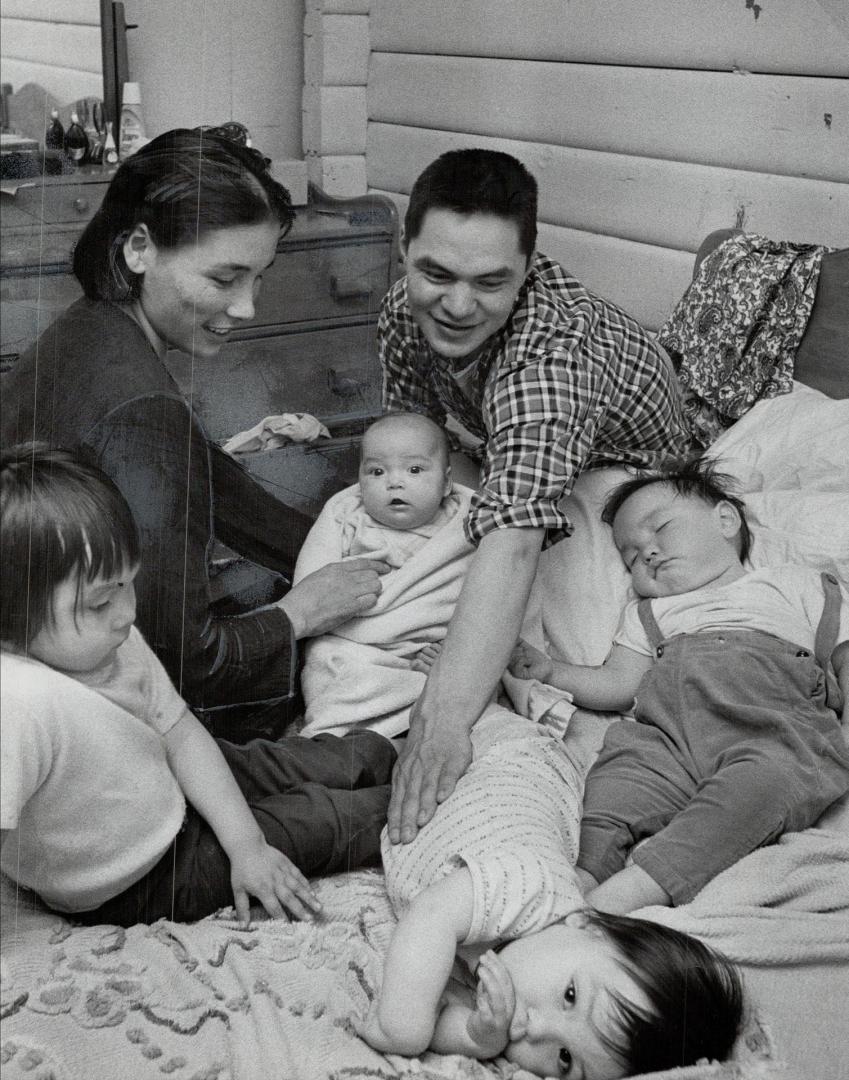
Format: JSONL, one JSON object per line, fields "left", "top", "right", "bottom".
{"left": 379, "top": 149, "right": 690, "bottom": 844}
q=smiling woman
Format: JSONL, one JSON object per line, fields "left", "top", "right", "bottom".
{"left": 0, "top": 128, "right": 388, "bottom": 739}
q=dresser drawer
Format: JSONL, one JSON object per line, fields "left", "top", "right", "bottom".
{"left": 163, "top": 322, "right": 383, "bottom": 442}
{"left": 252, "top": 237, "right": 392, "bottom": 327}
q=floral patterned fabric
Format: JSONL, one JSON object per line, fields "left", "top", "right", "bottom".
{"left": 658, "top": 233, "right": 832, "bottom": 448}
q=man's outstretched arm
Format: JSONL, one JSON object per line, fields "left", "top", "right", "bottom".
{"left": 388, "top": 525, "right": 544, "bottom": 844}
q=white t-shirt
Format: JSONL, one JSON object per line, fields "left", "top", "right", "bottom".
{"left": 0, "top": 628, "right": 188, "bottom": 912}
{"left": 382, "top": 706, "right": 585, "bottom": 953}
{"left": 615, "top": 564, "right": 848, "bottom": 658}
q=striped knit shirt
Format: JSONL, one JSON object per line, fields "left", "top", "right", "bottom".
{"left": 382, "top": 706, "right": 585, "bottom": 946}
{"left": 379, "top": 252, "right": 690, "bottom": 547}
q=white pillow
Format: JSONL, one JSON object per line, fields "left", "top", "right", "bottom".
{"left": 706, "top": 382, "right": 849, "bottom": 582}
{"left": 705, "top": 381, "right": 849, "bottom": 494}
{"left": 522, "top": 466, "right": 632, "bottom": 667}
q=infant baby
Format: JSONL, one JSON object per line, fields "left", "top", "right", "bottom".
{"left": 294, "top": 412, "right": 474, "bottom": 736}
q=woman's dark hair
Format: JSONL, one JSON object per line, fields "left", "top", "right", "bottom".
{"left": 601, "top": 457, "right": 753, "bottom": 562}
{"left": 404, "top": 148, "right": 538, "bottom": 260}
{"left": 0, "top": 443, "right": 140, "bottom": 647}
{"left": 586, "top": 909, "right": 745, "bottom": 1074}
{"left": 73, "top": 127, "right": 295, "bottom": 300}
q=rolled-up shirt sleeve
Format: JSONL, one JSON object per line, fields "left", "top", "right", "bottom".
{"left": 466, "top": 344, "right": 600, "bottom": 546}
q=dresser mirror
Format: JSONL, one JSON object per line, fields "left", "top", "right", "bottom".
{"left": 1, "top": 0, "right": 129, "bottom": 152}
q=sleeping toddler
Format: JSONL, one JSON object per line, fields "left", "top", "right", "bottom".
{"left": 510, "top": 457, "right": 849, "bottom": 914}
{"left": 0, "top": 444, "right": 396, "bottom": 927}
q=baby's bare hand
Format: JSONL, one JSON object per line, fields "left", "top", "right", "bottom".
{"left": 467, "top": 950, "right": 515, "bottom": 1056}
{"left": 279, "top": 559, "right": 390, "bottom": 638}
{"left": 410, "top": 642, "right": 442, "bottom": 674}
{"left": 508, "top": 639, "right": 554, "bottom": 683}
{"left": 229, "top": 842, "right": 322, "bottom": 928}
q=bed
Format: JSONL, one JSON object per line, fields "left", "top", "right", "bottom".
{"left": 2, "top": 235, "right": 848, "bottom": 1080}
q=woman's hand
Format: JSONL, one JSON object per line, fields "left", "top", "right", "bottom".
{"left": 229, "top": 836, "right": 322, "bottom": 927}
{"left": 508, "top": 639, "right": 554, "bottom": 683}
{"left": 466, "top": 950, "right": 515, "bottom": 1058}
{"left": 278, "top": 558, "right": 390, "bottom": 638}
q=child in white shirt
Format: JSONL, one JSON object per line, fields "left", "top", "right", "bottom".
{"left": 0, "top": 444, "right": 396, "bottom": 926}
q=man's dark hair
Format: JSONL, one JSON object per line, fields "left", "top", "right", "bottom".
{"left": 404, "top": 148, "right": 538, "bottom": 260}
{"left": 587, "top": 909, "right": 744, "bottom": 1074}
{"left": 601, "top": 457, "right": 753, "bottom": 562}
{"left": 0, "top": 443, "right": 140, "bottom": 647}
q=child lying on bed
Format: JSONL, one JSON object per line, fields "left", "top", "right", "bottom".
{"left": 0, "top": 444, "right": 396, "bottom": 928}
{"left": 294, "top": 411, "right": 475, "bottom": 737}
{"left": 354, "top": 705, "right": 744, "bottom": 1076}
{"left": 510, "top": 458, "right": 849, "bottom": 915}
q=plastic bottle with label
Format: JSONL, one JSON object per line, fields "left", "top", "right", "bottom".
{"left": 118, "top": 82, "right": 147, "bottom": 160}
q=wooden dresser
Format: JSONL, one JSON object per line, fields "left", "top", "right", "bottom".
{"left": 1, "top": 172, "right": 399, "bottom": 513}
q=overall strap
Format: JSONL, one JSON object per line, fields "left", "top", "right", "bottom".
{"left": 637, "top": 599, "right": 664, "bottom": 651}
{"left": 814, "top": 571, "right": 842, "bottom": 669}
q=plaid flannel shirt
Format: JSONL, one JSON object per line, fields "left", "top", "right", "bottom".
{"left": 379, "top": 253, "right": 690, "bottom": 546}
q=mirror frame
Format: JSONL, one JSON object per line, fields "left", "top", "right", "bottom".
{"left": 100, "top": 0, "right": 129, "bottom": 128}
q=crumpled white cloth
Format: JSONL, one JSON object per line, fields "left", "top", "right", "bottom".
{"left": 222, "top": 412, "right": 331, "bottom": 454}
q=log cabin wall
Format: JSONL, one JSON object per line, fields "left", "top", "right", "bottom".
{"left": 304, "top": 0, "right": 849, "bottom": 329}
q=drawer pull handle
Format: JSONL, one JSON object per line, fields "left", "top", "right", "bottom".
{"left": 73, "top": 197, "right": 90, "bottom": 214}
{"left": 329, "top": 274, "right": 372, "bottom": 302}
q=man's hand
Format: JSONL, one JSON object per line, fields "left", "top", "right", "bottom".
{"left": 387, "top": 702, "right": 473, "bottom": 844}
{"left": 229, "top": 837, "right": 322, "bottom": 928}
{"left": 508, "top": 639, "right": 554, "bottom": 683}
{"left": 466, "top": 950, "right": 515, "bottom": 1059}
{"left": 278, "top": 558, "right": 390, "bottom": 638}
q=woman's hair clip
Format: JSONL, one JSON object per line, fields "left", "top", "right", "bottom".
{"left": 196, "top": 121, "right": 251, "bottom": 145}
{"left": 193, "top": 122, "right": 272, "bottom": 172}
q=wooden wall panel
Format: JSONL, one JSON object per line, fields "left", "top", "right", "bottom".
{"left": 371, "top": 0, "right": 849, "bottom": 77}
{"left": 1, "top": 0, "right": 99, "bottom": 24}
{"left": 369, "top": 55, "right": 848, "bottom": 183}
{"left": 298, "top": 2, "right": 849, "bottom": 322}
{"left": 368, "top": 124, "right": 849, "bottom": 250}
